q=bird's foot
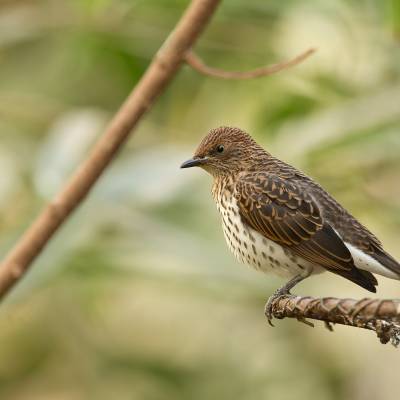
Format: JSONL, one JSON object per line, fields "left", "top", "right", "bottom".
{"left": 264, "top": 273, "right": 310, "bottom": 327}
{"left": 264, "top": 287, "right": 290, "bottom": 327}
{"left": 264, "top": 290, "right": 315, "bottom": 328}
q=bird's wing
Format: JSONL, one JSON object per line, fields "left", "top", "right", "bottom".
{"left": 235, "top": 174, "right": 377, "bottom": 292}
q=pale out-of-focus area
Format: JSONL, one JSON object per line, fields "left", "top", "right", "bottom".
{"left": 1, "top": 0, "right": 400, "bottom": 399}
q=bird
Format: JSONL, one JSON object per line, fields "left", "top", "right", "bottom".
{"left": 180, "top": 126, "right": 400, "bottom": 323}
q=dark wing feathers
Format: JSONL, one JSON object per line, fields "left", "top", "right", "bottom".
{"left": 238, "top": 175, "right": 322, "bottom": 246}
{"left": 292, "top": 224, "right": 377, "bottom": 292}
{"left": 371, "top": 248, "right": 400, "bottom": 276}
{"left": 235, "top": 175, "right": 377, "bottom": 292}
{"left": 302, "top": 179, "right": 400, "bottom": 277}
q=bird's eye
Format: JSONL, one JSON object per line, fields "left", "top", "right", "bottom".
{"left": 217, "top": 145, "right": 224, "bottom": 153}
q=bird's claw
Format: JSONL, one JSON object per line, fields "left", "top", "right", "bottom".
{"left": 264, "top": 297, "right": 276, "bottom": 326}
{"left": 297, "top": 317, "right": 314, "bottom": 328}
{"left": 264, "top": 274, "right": 309, "bottom": 327}
{"left": 264, "top": 289, "right": 287, "bottom": 326}
{"left": 324, "top": 321, "right": 334, "bottom": 331}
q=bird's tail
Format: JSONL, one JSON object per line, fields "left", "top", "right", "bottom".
{"left": 372, "top": 249, "right": 400, "bottom": 280}
{"left": 332, "top": 267, "right": 378, "bottom": 293}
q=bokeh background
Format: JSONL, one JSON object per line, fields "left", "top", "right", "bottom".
{"left": 1, "top": 0, "right": 400, "bottom": 399}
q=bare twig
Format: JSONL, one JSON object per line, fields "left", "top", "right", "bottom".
{"left": 268, "top": 294, "right": 400, "bottom": 346}
{"left": 184, "top": 47, "right": 316, "bottom": 79}
{"left": 0, "top": 0, "right": 222, "bottom": 300}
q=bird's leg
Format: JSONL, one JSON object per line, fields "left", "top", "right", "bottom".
{"left": 264, "top": 272, "right": 311, "bottom": 326}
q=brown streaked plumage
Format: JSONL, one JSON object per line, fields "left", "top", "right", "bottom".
{"left": 181, "top": 127, "right": 400, "bottom": 308}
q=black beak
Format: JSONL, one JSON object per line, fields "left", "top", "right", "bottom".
{"left": 180, "top": 157, "right": 205, "bottom": 169}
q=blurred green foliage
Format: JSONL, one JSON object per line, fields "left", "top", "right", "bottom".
{"left": 1, "top": 1, "right": 400, "bottom": 399}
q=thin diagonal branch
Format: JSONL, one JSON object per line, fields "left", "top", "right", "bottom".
{"left": 0, "top": 0, "right": 222, "bottom": 300}
{"left": 268, "top": 294, "right": 400, "bottom": 346}
{"left": 184, "top": 47, "right": 316, "bottom": 79}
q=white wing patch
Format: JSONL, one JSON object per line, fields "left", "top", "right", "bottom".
{"left": 345, "top": 242, "right": 399, "bottom": 280}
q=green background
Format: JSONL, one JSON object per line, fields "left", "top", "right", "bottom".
{"left": 1, "top": 1, "right": 400, "bottom": 399}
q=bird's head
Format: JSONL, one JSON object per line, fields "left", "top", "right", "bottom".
{"left": 180, "top": 126, "right": 261, "bottom": 177}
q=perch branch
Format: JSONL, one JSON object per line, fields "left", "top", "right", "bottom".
{"left": 0, "top": 0, "right": 222, "bottom": 300}
{"left": 268, "top": 294, "right": 400, "bottom": 346}
{"left": 184, "top": 47, "right": 316, "bottom": 79}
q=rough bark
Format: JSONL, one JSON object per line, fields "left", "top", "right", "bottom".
{"left": 268, "top": 294, "right": 400, "bottom": 346}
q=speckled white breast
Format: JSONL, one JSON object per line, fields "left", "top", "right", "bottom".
{"left": 213, "top": 187, "right": 319, "bottom": 279}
